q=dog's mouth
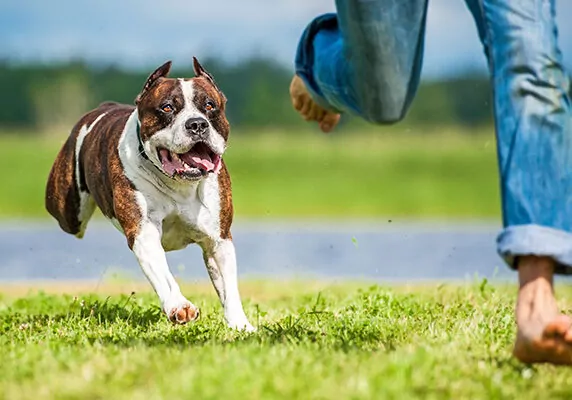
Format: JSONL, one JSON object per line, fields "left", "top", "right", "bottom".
{"left": 157, "top": 142, "right": 222, "bottom": 179}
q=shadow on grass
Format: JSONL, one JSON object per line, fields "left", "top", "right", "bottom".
{"left": 2, "top": 293, "right": 163, "bottom": 330}
{"left": 3, "top": 285, "right": 507, "bottom": 354}
{"left": 3, "top": 293, "right": 398, "bottom": 351}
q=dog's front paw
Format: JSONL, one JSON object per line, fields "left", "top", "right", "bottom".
{"left": 163, "top": 297, "right": 200, "bottom": 325}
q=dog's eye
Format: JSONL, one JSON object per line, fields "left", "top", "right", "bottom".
{"left": 161, "top": 104, "right": 174, "bottom": 113}
{"left": 205, "top": 102, "right": 215, "bottom": 111}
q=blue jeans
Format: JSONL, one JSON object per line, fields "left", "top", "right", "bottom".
{"left": 295, "top": 0, "right": 572, "bottom": 274}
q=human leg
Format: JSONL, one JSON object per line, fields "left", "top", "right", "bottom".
{"left": 291, "top": 0, "right": 429, "bottom": 131}
{"left": 465, "top": 0, "right": 572, "bottom": 364}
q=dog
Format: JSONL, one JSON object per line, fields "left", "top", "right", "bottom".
{"left": 45, "top": 58, "right": 254, "bottom": 331}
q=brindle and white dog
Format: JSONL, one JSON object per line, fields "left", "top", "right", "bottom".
{"left": 45, "top": 58, "right": 254, "bottom": 331}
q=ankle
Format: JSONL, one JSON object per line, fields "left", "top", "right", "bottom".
{"left": 516, "top": 256, "right": 558, "bottom": 327}
{"left": 517, "top": 255, "right": 555, "bottom": 289}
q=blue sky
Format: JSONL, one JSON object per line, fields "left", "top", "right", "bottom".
{"left": 2, "top": 0, "right": 571, "bottom": 80}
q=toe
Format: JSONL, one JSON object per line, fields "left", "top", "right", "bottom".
{"left": 168, "top": 310, "right": 179, "bottom": 323}
{"left": 169, "top": 304, "right": 200, "bottom": 324}
{"left": 543, "top": 315, "right": 572, "bottom": 338}
{"left": 315, "top": 109, "right": 326, "bottom": 122}
{"left": 304, "top": 104, "right": 322, "bottom": 121}
{"left": 303, "top": 109, "right": 314, "bottom": 121}
{"left": 185, "top": 304, "right": 199, "bottom": 322}
{"left": 300, "top": 99, "right": 313, "bottom": 116}
{"left": 289, "top": 73, "right": 341, "bottom": 131}
{"left": 292, "top": 96, "right": 302, "bottom": 111}
{"left": 175, "top": 307, "right": 188, "bottom": 323}
{"left": 565, "top": 326, "right": 572, "bottom": 342}
{"left": 289, "top": 76, "right": 308, "bottom": 111}
{"left": 514, "top": 314, "right": 572, "bottom": 365}
{"left": 320, "top": 113, "right": 341, "bottom": 133}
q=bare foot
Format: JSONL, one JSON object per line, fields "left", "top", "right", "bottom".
{"left": 513, "top": 256, "right": 572, "bottom": 365}
{"left": 289, "top": 75, "right": 341, "bottom": 133}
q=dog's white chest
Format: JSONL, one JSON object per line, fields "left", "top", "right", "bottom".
{"left": 160, "top": 206, "right": 217, "bottom": 251}
{"left": 148, "top": 177, "right": 221, "bottom": 252}
{"left": 160, "top": 213, "right": 203, "bottom": 251}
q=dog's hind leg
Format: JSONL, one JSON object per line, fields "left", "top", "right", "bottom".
{"left": 45, "top": 114, "right": 104, "bottom": 237}
{"left": 74, "top": 192, "right": 96, "bottom": 239}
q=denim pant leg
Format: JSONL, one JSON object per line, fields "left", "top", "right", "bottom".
{"left": 294, "top": 0, "right": 429, "bottom": 124}
{"left": 465, "top": 0, "right": 572, "bottom": 274}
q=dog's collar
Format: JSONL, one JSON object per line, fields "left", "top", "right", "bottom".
{"left": 136, "top": 120, "right": 150, "bottom": 161}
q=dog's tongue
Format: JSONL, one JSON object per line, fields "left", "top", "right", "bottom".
{"left": 158, "top": 144, "right": 221, "bottom": 177}
{"left": 159, "top": 149, "right": 185, "bottom": 176}
{"left": 180, "top": 143, "right": 218, "bottom": 172}
{"left": 190, "top": 156, "right": 215, "bottom": 171}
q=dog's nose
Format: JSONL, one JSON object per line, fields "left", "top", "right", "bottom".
{"left": 185, "top": 117, "right": 209, "bottom": 136}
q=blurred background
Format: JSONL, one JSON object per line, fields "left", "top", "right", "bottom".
{"left": 1, "top": 0, "right": 571, "bottom": 283}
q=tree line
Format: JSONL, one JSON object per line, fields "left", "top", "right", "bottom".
{"left": 1, "top": 57, "right": 568, "bottom": 133}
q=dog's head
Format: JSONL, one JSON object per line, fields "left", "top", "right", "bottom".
{"left": 135, "top": 58, "right": 229, "bottom": 181}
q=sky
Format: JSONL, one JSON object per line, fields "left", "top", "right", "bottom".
{"left": 2, "top": 0, "right": 571, "bottom": 80}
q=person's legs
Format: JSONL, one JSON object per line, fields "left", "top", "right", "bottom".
{"left": 291, "top": 0, "right": 429, "bottom": 132}
{"left": 465, "top": 0, "right": 572, "bottom": 364}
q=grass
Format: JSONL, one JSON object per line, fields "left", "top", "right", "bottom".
{"left": 1, "top": 280, "right": 572, "bottom": 399}
{"left": 0, "top": 126, "right": 501, "bottom": 220}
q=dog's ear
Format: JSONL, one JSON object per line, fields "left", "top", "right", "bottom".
{"left": 135, "top": 60, "right": 172, "bottom": 105}
{"left": 193, "top": 57, "right": 227, "bottom": 103}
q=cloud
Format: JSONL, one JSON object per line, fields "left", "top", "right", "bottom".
{"left": 1, "top": 0, "right": 570, "bottom": 80}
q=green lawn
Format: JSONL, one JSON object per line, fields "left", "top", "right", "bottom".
{"left": 0, "top": 126, "right": 501, "bottom": 219}
{"left": 1, "top": 280, "right": 571, "bottom": 399}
